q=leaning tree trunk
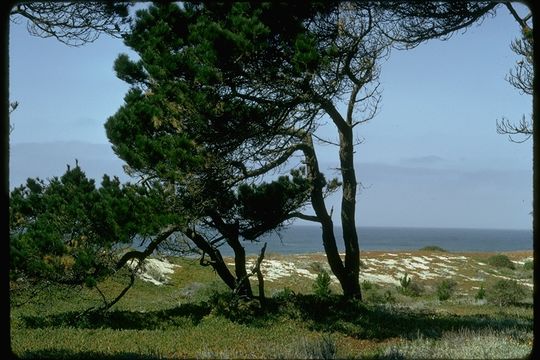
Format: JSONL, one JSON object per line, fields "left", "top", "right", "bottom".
{"left": 302, "top": 134, "right": 362, "bottom": 300}
{"left": 226, "top": 228, "right": 253, "bottom": 298}
{"left": 185, "top": 228, "right": 238, "bottom": 291}
{"left": 210, "top": 215, "right": 253, "bottom": 297}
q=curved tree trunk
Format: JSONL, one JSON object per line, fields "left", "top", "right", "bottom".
{"left": 302, "top": 133, "right": 362, "bottom": 300}
{"left": 210, "top": 215, "right": 253, "bottom": 297}
{"left": 185, "top": 228, "right": 238, "bottom": 291}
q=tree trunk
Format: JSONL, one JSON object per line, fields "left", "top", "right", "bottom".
{"left": 302, "top": 132, "right": 362, "bottom": 300}
{"left": 227, "top": 230, "right": 253, "bottom": 298}
{"left": 210, "top": 215, "right": 253, "bottom": 297}
{"left": 338, "top": 125, "right": 362, "bottom": 300}
{"left": 185, "top": 228, "right": 238, "bottom": 291}
{"left": 302, "top": 138, "right": 345, "bottom": 288}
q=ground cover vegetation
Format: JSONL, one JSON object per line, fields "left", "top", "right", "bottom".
{"left": 10, "top": 250, "right": 533, "bottom": 359}
{"left": 9, "top": 1, "right": 534, "bottom": 359}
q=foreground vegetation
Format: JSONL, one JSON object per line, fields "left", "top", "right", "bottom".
{"left": 10, "top": 250, "right": 533, "bottom": 359}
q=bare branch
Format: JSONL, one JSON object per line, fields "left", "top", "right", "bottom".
{"left": 496, "top": 116, "right": 532, "bottom": 143}
{"left": 312, "top": 132, "right": 340, "bottom": 147}
{"left": 286, "top": 212, "right": 321, "bottom": 223}
{"left": 10, "top": 2, "right": 130, "bottom": 46}
{"left": 504, "top": 3, "right": 531, "bottom": 32}
{"left": 115, "top": 224, "right": 179, "bottom": 270}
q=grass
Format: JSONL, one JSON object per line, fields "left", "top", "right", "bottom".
{"left": 10, "top": 250, "right": 534, "bottom": 359}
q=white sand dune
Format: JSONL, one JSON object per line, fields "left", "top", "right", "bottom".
{"left": 127, "top": 258, "right": 180, "bottom": 286}
{"left": 131, "top": 252, "right": 533, "bottom": 290}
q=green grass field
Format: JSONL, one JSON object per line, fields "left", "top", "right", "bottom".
{"left": 10, "top": 250, "right": 534, "bottom": 359}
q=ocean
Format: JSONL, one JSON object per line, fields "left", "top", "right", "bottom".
{"left": 219, "top": 225, "right": 533, "bottom": 256}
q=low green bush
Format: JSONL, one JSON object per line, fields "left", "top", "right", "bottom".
{"left": 436, "top": 279, "right": 457, "bottom": 301}
{"left": 273, "top": 287, "right": 296, "bottom": 301}
{"left": 419, "top": 246, "right": 448, "bottom": 252}
{"left": 474, "top": 285, "right": 486, "bottom": 301}
{"left": 486, "top": 279, "right": 527, "bottom": 306}
{"left": 399, "top": 273, "right": 411, "bottom": 289}
{"left": 398, "top": 274, "right": 424, "bottom": 297}
{"left": 207, "top": 291, "right": 262, "bottom": 323}
{"left": 523, "top": 260, "right": 533, "bottom": 271}
{"left": 313, "top": 268, "right": 332, "bottom": 298}
{"left": 487, "top": 254, "right": 515, "bottom": 270}
{"left": 365, "top": 289, "right": 396, "bottom": 304}
{"left": 361, "top": 280, "right": 374, "bottom": 291}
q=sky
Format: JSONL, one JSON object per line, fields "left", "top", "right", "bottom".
{"left": 8, "top": 3, "right": 533, "bottom": 230}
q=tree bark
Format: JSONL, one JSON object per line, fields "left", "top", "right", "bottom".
{"left": 185, "top": 228, "right": 238, "bottom": 291}
{"left": 302, "top": 132, "right": 362, "bottom": 300}
{"left": 338, "top": 125, "right": 362, "bottom": 300}
{"left": 210, "top": 215, "right": 253, "bottom": 297}
{"left": 301, "top": 138, "right": 345, "bottom": 286}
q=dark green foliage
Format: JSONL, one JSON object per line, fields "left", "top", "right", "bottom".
{"left": 399, "top": 273, "right": 411, "bottom": 289}
{"left": 313, "top": 269, "right": 332, "bottom": 299}
{"left": 9, "top": 163, "right": 179, "bottom": 286}
{"left": 361, "top": 280, "right": 374, "bottom": 291}
{"left": 419, "top": 246, "right": 448, "bottom": 252}
{"left": 475, "top": 285, "right": 486, "bottom": 301}
{"left": 487, "top": 254, "right": 515, "bottom": 270}
{"left": 103, "top": 3, "right": 326, "bottom": 298}
{"left": 436, "top": 279, "right": 457, "bottom": 301}
{"left": 207, "top": 291, "right": 263, "bottom": 324}
{"left": 398, "top": 274, "right": 423, "bottom": 297}
{"left": 486, "top": 280, "right": 527, "bottom": 306}
{"left": 236, "top": 169, "right": 310, "bottom": 238}
{"left": 522, "top": 260, "right": 533, "bottom": 271}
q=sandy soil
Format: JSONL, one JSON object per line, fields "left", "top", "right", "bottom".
{"left": 132, "top": 250, "right": 533, "bottom": 292}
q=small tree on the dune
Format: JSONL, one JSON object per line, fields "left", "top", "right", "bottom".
{"left": 9, "top": 162, "right": 182, "bottom": 309}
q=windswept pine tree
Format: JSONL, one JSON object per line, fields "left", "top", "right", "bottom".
{"left": 106, "top": 2, "right": 499, "bottom": 300}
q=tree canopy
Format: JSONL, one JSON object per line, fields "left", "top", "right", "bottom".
{"left": 105, "top": 1, "right": 498, "bottom": 300}
{"left": 9, "top": 162, "right": 178, "bottom": 291}
{"left": 9, "top": 1, "right": 505, "bottom": 305}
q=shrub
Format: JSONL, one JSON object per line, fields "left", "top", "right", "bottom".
{"left": 273, "top": 287, "right": 296, "bottom": 301}
{"left": 313, "top": 268, "right": 332, "bottom": 298}
{"left": 382, "top": 328, "right": 533, "bottom": 359}
{"left": 399, "top": 273, "right": 411, "bottom": 289}
{"left": 419, "top": 246, "right": 448, "bottom": 252}
{"left": 362, "top": 280, "right": 374, "bottom": 291}
{"left": 207, "top": 291, "right": 262, "bottom": 323}
{"left": 406, "top": 281, "right": 425, "bottom": 297}
{"left": 365, "top": 289, "right": 396, "bottom": 304}
{"left": 397, "top": 273, "right": 424, "bottom": 297}
{"left": 486, "top": 279, "right": 527, "bottom": 306}
{"left": 487, "top": 254, "right": 515, "bottom": 270}
{"left": 523, "top": 260, "right": 533, "bottom": 271}
{"left": 436, "top": 279, "right": 457, "bottom": 301}
{"left": 300, "top": 334, "right": 337, "bottom": 359}
{"left": 474, "top": 285, "right": 486, "bottom": 300}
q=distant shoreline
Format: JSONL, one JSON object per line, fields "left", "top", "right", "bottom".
{"left": 225, "top": 249, "right": 534, "bottom": 258}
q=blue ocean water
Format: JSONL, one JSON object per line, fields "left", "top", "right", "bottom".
{"left": 224, "top": 225, "right": 533, "bottom": 255}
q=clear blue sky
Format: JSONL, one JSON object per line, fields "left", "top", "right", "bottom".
{"left": 9, "top": 3, "right": 533, "bottom": 230}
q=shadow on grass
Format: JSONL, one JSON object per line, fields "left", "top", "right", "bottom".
{"left": 11, "top": 349, "right": 170, "bottom": 360}
{"left": 19, "top": 294, "right": 532, "bottom": 342}
{"left": 282, "top": 294, "right": 533, "bottom": 341}
{"left": 20, "top": 302, "right": 210, "bottom": 330}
